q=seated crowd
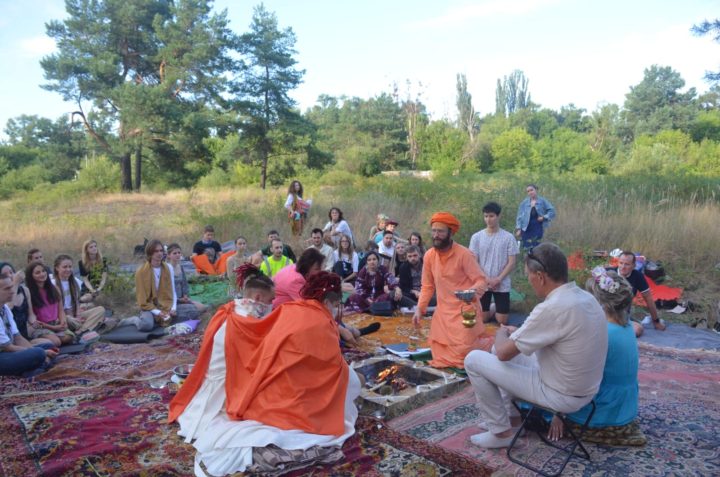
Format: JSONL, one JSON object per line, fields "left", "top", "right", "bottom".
{"left": 1, "top": 193, "right": 662, "bottom": 476}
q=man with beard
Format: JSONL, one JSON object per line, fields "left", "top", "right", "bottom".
{"left": 412, "top": 212, "right": 490, "bottom": 369}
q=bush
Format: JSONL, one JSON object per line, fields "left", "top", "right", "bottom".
{"left": 0, "top": 164, "right": 50, "bottom": 198}
{"left": 74, "top": 155, "right": 121, "bottom": 192}
{"left": 196, "top": 167, "right": 231, "bottom": 189}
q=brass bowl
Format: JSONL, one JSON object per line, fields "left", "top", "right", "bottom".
{"left": 461, "top": 310, "right": 476, "bottom": 320}
{"left": 462, "top": 318, "right": 477, "bottom": 328}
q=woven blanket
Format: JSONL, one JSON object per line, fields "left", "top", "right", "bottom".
{"left": 0, "top": 334, "right": 492, "bottom": 476}
{"left": 389, "top": 343, "right": 720, "bottom": 476}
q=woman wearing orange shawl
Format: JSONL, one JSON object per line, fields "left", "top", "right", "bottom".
{"left": 412, "top": 212, "right": 492, "bottom": 369}
{"left": 169, "top": 267, "right": 359, "bottom": 476}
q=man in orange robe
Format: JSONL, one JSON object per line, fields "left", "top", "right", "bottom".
{"left": 169, "top": 269, "right": 359, "bottom": 476}
{"left": 413, "top": 212, "right": 491, "bottom": 369}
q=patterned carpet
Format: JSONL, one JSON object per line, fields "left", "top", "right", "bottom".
{"left": 0, "top": 334, "right": 492, "bottom": 477}
{"left": 389, "top": 343, "right": 720, "bottom": 476}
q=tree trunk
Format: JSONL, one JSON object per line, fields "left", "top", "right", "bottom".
{"left": 121, "top": 152, "right": 133, "bottom": 191}
{"left": 260, "top": 147, "right": 268, "bottom": 189}
{"left": 134, "top": 144, "right": 142, "bottom": 192}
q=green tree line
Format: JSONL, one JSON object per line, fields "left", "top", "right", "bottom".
{"left": 1, "top": 0, "right": 720, "bottom": 197}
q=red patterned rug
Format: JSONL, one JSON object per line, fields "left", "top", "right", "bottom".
{"left": 0, "top": 335, "right": 493, "bottom": 476}
{"left": 389, "top": 343, "right": 720, "bottom": 476}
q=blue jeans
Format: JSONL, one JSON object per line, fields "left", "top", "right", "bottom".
{"left": 0, "top": 344, "right": 49, "bottom": 376}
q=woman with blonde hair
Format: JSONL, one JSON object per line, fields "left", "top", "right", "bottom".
{"left": 54, "top": 255, "right": 109, "bottom": 338}
{"left": 79, "top": 239, "right": 108, "bottom": 301}
{"left": 329, "top": 234, "right": 359, "bottom": 293}
{"left": 368, "top": 214, "right": 388, "bottom": 241}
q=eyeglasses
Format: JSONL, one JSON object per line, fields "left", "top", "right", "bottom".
{"left": 526, "top": 250, "right": 546, "bottom": 271}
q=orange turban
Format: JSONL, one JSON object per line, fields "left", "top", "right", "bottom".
{"left": 430, "top": 212, "right": 460, "bottom": 234}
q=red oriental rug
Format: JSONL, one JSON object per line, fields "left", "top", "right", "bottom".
{"left": 389, "top": 343, "right": 720, "bottom": 476}
{"left": 0, "top": 335, "right": 493, "bottom": 476}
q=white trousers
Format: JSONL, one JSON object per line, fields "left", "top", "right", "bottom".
{"left": 464, "top": 350, "right": 592, "bottom": 434}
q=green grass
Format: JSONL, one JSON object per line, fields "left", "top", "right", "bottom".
{"left": 1, "top": 171, "right": 718, "bottom": 327}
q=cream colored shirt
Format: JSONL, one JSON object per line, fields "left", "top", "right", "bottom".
{"left": 511, "top": 282, "right": 607, "bottom": 397}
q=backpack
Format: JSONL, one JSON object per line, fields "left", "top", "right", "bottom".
{"left": 332, "top": 259, "right": 353, "bottom": 279}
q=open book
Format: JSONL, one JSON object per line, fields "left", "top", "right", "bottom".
{"left": 383, "top": 342, "right": 431, "bottom": 358}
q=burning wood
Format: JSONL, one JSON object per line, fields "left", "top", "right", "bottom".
{"left": 370, "top": 365, "right": 410, "bottom": 393}
{"left": 376, "top": 365, "right": 402, "bottom": 383}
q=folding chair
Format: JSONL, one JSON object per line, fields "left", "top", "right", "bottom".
{"left": 506, "top": 399, "right": 596, "bottom": 477}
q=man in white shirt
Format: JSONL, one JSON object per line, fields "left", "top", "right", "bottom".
{"left": 307, "top": 228, "right": 334, "bottom": 271}
{"left": 377, "top": 230, "right": 395, "bottom": 268}
{"left": 468, "top": 202, "right": 519, "bottom": 325}
{"left": 464, "top": 243, "right": 607, "bottom": 448}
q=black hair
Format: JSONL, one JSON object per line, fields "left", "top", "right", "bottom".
{"left": 296, "top": 248, "right": 326, "bottom": 277}
{"left": 328, "top": 207, "right": 344, "bottom": 222}
{"left": 25, "top": 261, "right": 59, "bottom": 308}
{"left": 620, "top": 251, "right": 636, "bottom": 264}
{"left": 482, "top": 201, "right": 502, "bottom": 215}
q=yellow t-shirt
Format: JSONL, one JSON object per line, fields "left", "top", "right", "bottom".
{"left": 260, "top": 255, "right": 293, "bottom": 278}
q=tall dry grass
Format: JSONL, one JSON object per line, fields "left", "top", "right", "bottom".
{"left": 1, "top": 173, "right": 718, "bottom": 286}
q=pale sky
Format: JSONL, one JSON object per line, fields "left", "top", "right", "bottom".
{"left": 0, "top": 0, "right": 717, "bottom": 137}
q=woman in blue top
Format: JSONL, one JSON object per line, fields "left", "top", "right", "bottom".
{"left": 515, "top": 184, "right": 555, "bottom": 250}
{"left": 548, "top": 268, "right": 638, "bottom": 440}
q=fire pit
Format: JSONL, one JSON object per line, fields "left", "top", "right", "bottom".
{"left": 353, "top": 356, "right": 466, "bottom": 420}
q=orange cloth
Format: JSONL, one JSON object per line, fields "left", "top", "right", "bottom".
{"left": 192, "top": 251, "right": 233, "bottom": 275}
{"left": 169, "top": 300, "right": 349, "bottom": 436}
{"left": 418, "top": 242, "right": 489, "bottom": 368}
{"left": 632, "top": 275, "right": 683, "bottom": 306}
{"left": 215, "top": 250, "right": 233, "bottom": 275}
{"left": 430, "top": 212, "right": 461, "bottom": 234}
{"left": 567, "top": 250, "right": 586, "bottom": 271}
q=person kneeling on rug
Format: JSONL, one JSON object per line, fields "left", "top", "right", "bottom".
{"left": 545, "top": 268, "right": 645, "bottom": 446}
{"left": 464, "top": 243, "right": 608, "bottom": 448}
{"left": 169, "top": 268, "right": 360, "bottom": 476}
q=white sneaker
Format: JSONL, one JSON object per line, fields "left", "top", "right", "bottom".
{"left": 641, "top": 316, "right": 666, "bottom": 327}
{"left": 470, "top": 431, "right": 514, "bottom": 448}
